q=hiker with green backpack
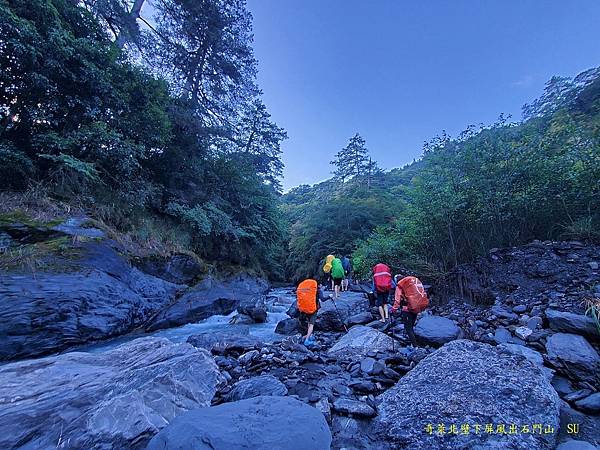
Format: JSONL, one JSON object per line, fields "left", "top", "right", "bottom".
{"left": 330, "top": 256, "right": 345, "bottom": 299}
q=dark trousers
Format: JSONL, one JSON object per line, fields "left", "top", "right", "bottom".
{"left": 401, "top": 311, "right": 418, "bottom": 346}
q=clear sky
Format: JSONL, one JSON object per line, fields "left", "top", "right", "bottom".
{"left": 246, "top": 0, "right": 600, "bottom": 190}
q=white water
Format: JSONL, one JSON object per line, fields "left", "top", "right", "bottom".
{"left": 77, "top": 288, "right": 295, "bottom": 354}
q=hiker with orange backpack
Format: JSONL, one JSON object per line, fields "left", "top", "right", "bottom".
{"left": 296, "top": 278, "right": 332, "bottom": 347}
{"left": 390, "top": 274, "right": 429, "bottom": 347}
{"left": 372, "top": 263, "right": 393, "bottom": 322}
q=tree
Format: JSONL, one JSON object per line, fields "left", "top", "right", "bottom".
{"left": 331, "top": 133, "right": 371, "bottom": 181}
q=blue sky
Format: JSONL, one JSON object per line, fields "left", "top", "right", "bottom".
{"left": 246, "top": 0, "right": 600, "bottom": 190}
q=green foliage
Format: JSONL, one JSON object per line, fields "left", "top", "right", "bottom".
{"left": 0, "top": 0, "right": 287, "bottom": 278}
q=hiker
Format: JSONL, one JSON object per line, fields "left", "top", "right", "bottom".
{"left": 390, "top": 274, "right": 429, "bottom": 347}
{"left": 297, "top": 278, "right": 331, "bottom": 346}
{"left": 331, "top": 256, "right": 345, "bottom": 299}
{"left": 341, "top": 255, "right": 352, "bottom": 291}
{"left": 372, "top": 262, "right": 392, "bottom": 322}
{"left": 325, "top": 254, "right": 335, "bottom": 290}
{"left": 321, "top": 257, "right": 332, "bottom": 290}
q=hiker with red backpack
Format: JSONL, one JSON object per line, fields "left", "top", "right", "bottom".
{"left": 390, "top": 274, "right": 430, "bottom": 347}
{"left": 296, "top": 278, "right": 332, "bottom": 347}
{"left": 372, "top": 263, "right": 393, "bottom": 322}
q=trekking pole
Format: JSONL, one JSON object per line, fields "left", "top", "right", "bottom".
{"left": 330, "top": 298, "right": 349, "bottom": 333}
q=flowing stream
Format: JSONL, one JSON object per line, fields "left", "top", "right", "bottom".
{"left": 76, "top": 288, "right": 296, "bottom": 354}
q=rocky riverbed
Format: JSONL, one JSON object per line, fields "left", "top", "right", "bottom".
{"left": 1, "top": 218, "right": 599, "bottom": 449}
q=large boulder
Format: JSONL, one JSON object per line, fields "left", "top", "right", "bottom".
{"left": 186, "top": 328, "right": 262, "bottom": 354}
{"left": 371, "top": 340, "right": 560, "bottom": 450}
{"left": 134, "top": 253, "right": 206, "bottom": 285}
{"left": 224, "top": 375, "right": 288, "bottom": 402}
{"left": 275, "top": 317, "right": 301, "bottom": 335}
{"left": 236, "top": 296, "right": 268, "bottom": 323}
{"left": 545, "top": 333, "right": 600, "bottom": 385}
{"left": 0, "top": 239, "right": 181, "bottom": 361}
{"left": 316, "top": 293, "right": 369, "bottom": 331}
{"left": 414, "top": 315, "right": 462, "bottom": 347}
{"left": 546, "top": 309, "right": 600, "bottom": 341}
{"left": 0, "top": 337, "right": 223, "bottom": 449}
{"left": 146, "top": 396, "right": 331, "bottom": 450}
{"left": 147, "top": 274, "right": 269, "bottom": 331}
{"left": 328, "top": 325, "right": 395, "bottom": 357}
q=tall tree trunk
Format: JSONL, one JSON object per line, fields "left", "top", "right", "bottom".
{"left": 116, "top": 0, "right": 146, "bottom": 49}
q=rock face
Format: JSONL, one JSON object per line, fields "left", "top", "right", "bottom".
{"left": 147, "top": 273, "right": 269, "bottom": 331}
{"left": 146, "top": 396, "right": 332, "bottom": 450}
{"left": 0, "top": 338, "right": 223, "bottom": 450}
{"left": 0, "top": 239, "right": 182, "bottom": 361}
{"left": 372, "top": 340, "right": 560, "bottom": 450}
{"left": 135, "top": 253, "right": 206, "bottom": 285}
{"left": 186, "top": 328, "right": 262, "bottom": 354}
{"left": 328, "top": 325, "right": 395, "bottom": 357}
{"left": 414, "top": 315, "right": 462, "bottom": 347}
{"left": 545, "top": 333, "right": 600, "bottom": 385}
{"left": 224, "top": 374, "right": 288, "bottom": 402}
{"left": 546, "top": 309, "right": 600, "bottom": 340}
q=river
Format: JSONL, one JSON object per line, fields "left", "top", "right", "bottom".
{"left": 75, "top": 287, "right": 296, "bottom": 354}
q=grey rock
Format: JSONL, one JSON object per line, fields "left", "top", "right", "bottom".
{"left": 51, "top": 216, "right": 105, "bottom": 238}
{"left": 0, "top": 337, "right": 222, "bottom": 449}
{"left": 360, "top": 357, "right": 385, "bottom": 375}
{"left": 556, "top": 440, "right": 598, "bottom": 450}
{"left": 225, "top": 375, "right": 288, "bottom": 402}
{"left": 328, "top": 325, "right": 395, "bottom": 357}
{"left": 545, "top": 333, "right": 600, "bottom": 384}
{"left": 238, "top": 349, "right": 260, "bottom": 365}
{"left": 316, "top": 293, "right": 369, "bottom": 331}
{"left": 551, "top": 375, "right": 575, "bottom": 397}
{"left": 588, "top": 262, "right": 599, "bottom": 270}
{"left": 135, "top": 253, "right": 205, "bottom": 285}
{"left": 492, "top": 305, "right": 519, "bottom": 321}
{"left": 147, "top": 274, "right": 269, "bottom": 331}
{"left": 0, "top": 240, "right": 182, "bottom": 361}
{"left": 229, "top": 313, "right": 255, "bottom": 324}
{"left": 371, "top": 340, "right": 560, "bottom": 450}
{"left": 527, "top": 316, "right": 544, "bottom": 330}
{"left": 315, "top": 397, "right": 332, "bottom": 424}
{"left": 574, "top": 393, "right": 600, "bottom": 414}
{"left": 494, "top": 327, "right": 513, "bottom": 344}
{"left": 513, "top": 304, "right": 528, "bottom": 313}
{"left": 347, "top": 311, "right": 375, "bottom": 326}
{"left": 498, "top": 342, "right": 544, "bottom": 366}
{"left": 237, "top": 297, "right": 268, "bottom": 323}
{"left": 515, "top": 326, "right": 533, "bottom": 340}
{"left": 275, "top": 317, "right": 301, "bottom": 335}
{"left": 564, "top": 389, "right": 593, "bottom": 403}
{"left": 331, "top": 416, "right": 374, "bottom": 449}
{"left": 558, "top": 401, "right": 600, "bottom": 448}
{"left": 186, "top": 329, "right": 261, "bottom": 354}
{"left": 414, "top": 315, "right": 462, "bottom": 347}
{"left": 332, "top": 398, "right": 376, "bottom": 418}
{"left": 146, "top": 396, "right": 331, "bottom": 450}
{"left": 546, "top": 309, "right": 600, "bottom": 340}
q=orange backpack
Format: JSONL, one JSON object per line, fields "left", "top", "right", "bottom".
{"left": 297, "top": 279, "right": 318, "bottom": 314}
{"left": 398, "top": 276, "right": 429, "bottom": 313}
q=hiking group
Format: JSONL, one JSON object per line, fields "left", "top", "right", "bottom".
{"left": 296, "top": 257, "right": 429, "bottom": 349}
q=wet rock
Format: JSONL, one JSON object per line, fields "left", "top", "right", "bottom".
{"left": 551, "top": 375, "right": 575, "bottom": 397}
{"left": 186, "top": 329, "right": 261, "bottom": 354}
{"left": 574, "top": 393, "right": 600, "bottom": 414}
{"left": 546, "top": 309, "right": 600, "bottom": 341}
{"left": 414, "top": 315, "right": 462, "bottom": 347}
{"left": 332, "top": 398, "right": 376, "bottom": 418}
{"left": 275, "top": 317, "right": 301, "bottom": 335}
{"left": 0, "top": 338, "right": 223, "bottom": 449}
{"left": 229, "top": 313, "right": 255, "bottom": 324}
{"left": 147, "top": 274, "right": 269, "bottom": 331}
{"left": 328, "top": 326, "right": 395, "bottom": 357}
{"left": 225, "top": 375, "right": 288, "bottom": 402}
{"left": 556, "top": 440, "right": 598, "bottom": 450}
{"left": 372, "top": 340, "right": 560, "bottom": 450}
{"left": 237, "top": 297, "right": 268, "bottom": 323}
{"left": 146, "top": 396, "right": 331, "bottom": 450}
{"left": 347, "top": 311, "right": 375, "bottom": 326}
{"left": 545, "top": 333, "right": 600, "bottom": 385}
{"left": 0, "top": 240, "right": 182, "bottom": 361}
{"left": 360, "top": 357, "right": 385, "bottom": 375}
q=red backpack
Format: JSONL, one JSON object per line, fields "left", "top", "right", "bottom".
{"left": 373, "top": 263, "right": 392, "bottom": 293}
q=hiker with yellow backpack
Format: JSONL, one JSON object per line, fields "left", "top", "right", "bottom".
{"left": 390, "top": 274, "right": 429, "bottom": 347}
{"left": 296, "top": 278, "right": 332, "bottom": 347}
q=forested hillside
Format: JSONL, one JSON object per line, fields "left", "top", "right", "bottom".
{"left": 0, "top": 0, "right": 286, "bottom": 277}
{"left": 283, "top": 68, "right": 600, "bottom": 281}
